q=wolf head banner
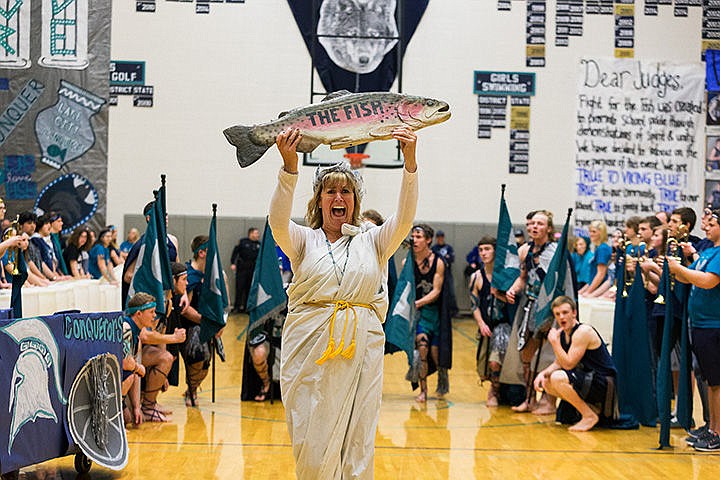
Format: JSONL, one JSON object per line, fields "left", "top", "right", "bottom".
{"left": 287, "top": 0, "right": 429, "bottom": 93}
{"left": 0, "top": 0, "right": 110, "bottom": 233}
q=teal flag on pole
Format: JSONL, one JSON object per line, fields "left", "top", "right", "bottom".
{"left": 491, "top": 185, "right": 520, "bottom": 292}
{"left": 247, "top": 220, "right": 287, "bottom": 338}
{"left": 656, "top": 261, "right": 673, "bottom": 447}
{"left": 534, "top": 208, "right": 576, "bottom": 332}
{"left": 198, "top": 206, "right": 229, "bottom": 343}
{"left": 156, "top": 182, "right": 173, "bottom": 290}
{"left": 384, "top": 250, "right": 417, "bottom": 364}
{"left": 129, "top": 199, "right": 166, "bottom": 314}
{"left": 617, "top": 266, "right": 656, "bottom": 426}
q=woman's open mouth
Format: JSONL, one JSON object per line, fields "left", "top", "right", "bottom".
{"left": 331, "top": 206, "right": 346, "bottom": 219}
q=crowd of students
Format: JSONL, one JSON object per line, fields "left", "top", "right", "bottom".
{"left": 0, "top": 198, "right": 139, "bottom": 288}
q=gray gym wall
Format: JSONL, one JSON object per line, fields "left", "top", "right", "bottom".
{"left": 124, "top": 215, "right": 505, "bottom": 313}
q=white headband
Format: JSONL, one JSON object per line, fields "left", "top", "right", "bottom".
{"left": 313, "top": 161, "right": 365, "bottom": 200}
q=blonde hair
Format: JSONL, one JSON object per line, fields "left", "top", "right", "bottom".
{"left": 589, "top": 219, "right": 608, "bottom": 243}
{"left": 532, "top": 210, "right": 555, "bottom": 236}
{"left": 306, "top": 171, "right": 361, "bottom": 229}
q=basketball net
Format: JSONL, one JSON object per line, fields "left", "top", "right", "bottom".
{"left": 344, "top": 153, "right": 369, "bottom": 169}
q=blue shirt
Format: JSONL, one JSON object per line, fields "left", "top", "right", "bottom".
{"left": 589, "top": 242, "right": 612, "bottom": 283}
{"left": 88, "top": 244, "right": 110, "bottom": 279}
{"left": 119, "top": 240, "right": 135, "bottom": 254}
{"left": 688, "top": 245, "right": 720, "bottom": 328}
{"left": 572, "top": 251, "right": 593, "bottom": 284}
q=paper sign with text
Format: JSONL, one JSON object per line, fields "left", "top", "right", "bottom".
{"left": 574, "top": 58, "right": 705, "bottom": 236}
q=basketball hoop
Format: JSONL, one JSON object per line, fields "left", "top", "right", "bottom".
{"left": 344, "top": 153, "right": 369, "bottom": 169}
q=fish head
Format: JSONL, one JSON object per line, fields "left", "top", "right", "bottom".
{"left": 396, "top": 96, "right": 451, "bottom": 129}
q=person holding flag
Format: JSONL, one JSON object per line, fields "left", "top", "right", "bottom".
{"left": 122, "top": 191, "right": 179, "bottom": 306}
{"left": 469, "top": 236, "right": 512, "bottom": 407}
{"left": 181, "top": 235, "right": 209, "bottom": 406}
{"left": 270, "top": 127, "right": 418, "bottom": 480}
{"left": 384, "top": 248, "right": 417, "bottom": 368}
{"left": 241, "top": 220, "right": 288, "bottom": 402}
{"left": 127, "top": 197, "right": 186, "bottom": 421}
{"left": 501, "top": 210, "right": 560, "bottom": 415}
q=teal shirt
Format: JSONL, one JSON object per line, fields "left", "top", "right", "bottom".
{"left": 688, "top": 245, "right": 720, "bottom": 328}
{"left": 572, "top": 251, "right": 593, "bottom": 284}
{"left": 589, "top": 242, "right": 612, "bottom": 283}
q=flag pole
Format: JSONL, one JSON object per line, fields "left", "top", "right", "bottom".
{"left": 161, "top": 174, "right": 167, "bottom": 214}
{"left": 211, "top": 203, "right": 217, "bottom": 403}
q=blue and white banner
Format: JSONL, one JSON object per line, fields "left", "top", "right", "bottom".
{"left": 0, "top": 311, "right": 123, "bottom": 474}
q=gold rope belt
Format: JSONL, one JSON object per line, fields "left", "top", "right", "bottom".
{"left": 305, "top": 300, "right": 374, "bottom": 365}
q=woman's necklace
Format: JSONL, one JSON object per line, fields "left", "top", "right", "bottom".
{"left": 325, "top": 234, "right": 351, "bottom": 286}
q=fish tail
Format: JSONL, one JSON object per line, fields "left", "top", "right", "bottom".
{"left": 223, "top": 125, "right": 270, "bottom": 168}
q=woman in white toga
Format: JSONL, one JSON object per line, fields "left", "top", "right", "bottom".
{"left": 269, "top": 127, "right": 418, "bottom": 479}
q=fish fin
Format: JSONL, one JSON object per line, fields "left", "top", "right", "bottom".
{"left": 368, "top": 125, "right": 397, "bottom": 138}
{"left": 329, "top": 136, "right": 354, "bottom": 150}
{"left": 278, "top": 111, "right": 289, "bottom": 118}
{"left": 297, "top": 136, "right": 322, "bottom": 153}
{"left": 321, "top": 90, "right": 352, "bottom": 102}
{"left": 223, "top": 125, "right": 270, "bottom": 168}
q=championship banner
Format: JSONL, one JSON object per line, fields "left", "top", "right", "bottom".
{"left": 0, "top": 0, "right": 111, "bottom": 234}
{"left": 574, "top": 57, "right": 705, "bottom": 235}
{"left": 0, "top": 312, "right": 124, "bottom": 474}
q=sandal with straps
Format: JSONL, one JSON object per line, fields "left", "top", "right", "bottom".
{"left": 254, "top": 383, "right": 271, "bottom": 402}
{"left": 184, "top": 389, "right": 198, "bottom": 407}
{"left": 142, "top": 401, "right": 171, "bottom": 422}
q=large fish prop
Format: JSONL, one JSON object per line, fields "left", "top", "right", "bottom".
{"left": 223, "top": 90, "right": 450, "bottom": 168}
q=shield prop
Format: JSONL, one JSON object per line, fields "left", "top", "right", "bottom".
{"left": 34, "top": 172, "right": 98, "bottom": 235}
{"left": 67, "top": 353, "right": 128, "bottom": 471}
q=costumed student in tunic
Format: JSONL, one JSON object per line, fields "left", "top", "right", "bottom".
{"left": 181, "top": 235, "right": 215, "bottom": 407}
{"left": 502, "top": 210, "right": 558, "bottom": 414}
{"left": 137, "top": 285, "right": 187, "bottom": 423}
{"left": 410, "top": 223, "right": 450, "bottom": 403}
{"left": 121, "top": 292, "right": 154, "bottom": 426}
{"left": 533, "top": 296, "right": 618, "bottom": 432}
{"left": 469, "top": 236, "right": 512, "bottom": 406}
{"left": 269, "top": 126, "right": 418, "bottom": 480}
{"left": 122, "top": 201, "right": 180, "bottom": 306}
{"left": 241, "top": 309, "right": 286, "bottom": 402}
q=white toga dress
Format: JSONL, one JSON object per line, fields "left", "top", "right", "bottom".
{"left": 269, "top": 167, "right": 417, "bottom": 479}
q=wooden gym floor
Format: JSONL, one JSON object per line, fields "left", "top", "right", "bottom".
{"left": 17, "top": 315, "right": 720, "bottom": 479}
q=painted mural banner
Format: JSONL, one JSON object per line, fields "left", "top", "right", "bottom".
{"left": 34, "top": 172, "right": 98, "bottom": 235}
{"left": 35, "top": 80, "right": 105, "bottom": 169}
{"left": 574, "top": 57, "right": 705, "bottom": 235}
{"left": 0, "top": 0, "right": 110, "bottom": 232}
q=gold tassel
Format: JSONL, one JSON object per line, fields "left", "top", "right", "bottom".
{"left": 329, "top": 339, "right": 344, "bottom": 359}
{"left": 315, "top": 337, "right": 335, "bottom": 365}
{"left": 341, "top": 340, "right": 356, "bottom": 359}
{"left": 314, "top": 300, "right": 371, "bottom": 365}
